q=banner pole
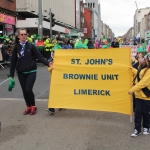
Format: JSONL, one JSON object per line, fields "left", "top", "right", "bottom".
{"left": 130, "top": 116, "right": 132, "bottom": 122}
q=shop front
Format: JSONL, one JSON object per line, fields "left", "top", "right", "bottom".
{"left": 0, "top": 13, "right": 16, "bottom": 36}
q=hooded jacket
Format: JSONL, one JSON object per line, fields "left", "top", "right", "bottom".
{"left": 130, "top": 67, "right": 150, "bottom": 100}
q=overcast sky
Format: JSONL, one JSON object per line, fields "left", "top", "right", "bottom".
{"left": 100, "top": 0, "right": 150, "bottom": 37}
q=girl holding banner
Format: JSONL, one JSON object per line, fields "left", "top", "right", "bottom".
{"left": 128, "top": 53, "right": 150, "bottom": 137}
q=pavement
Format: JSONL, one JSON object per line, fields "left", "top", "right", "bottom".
{"left": 1, "top": 100, "right": 150, "bottom": 150}
{"left": 0, "top": 64, "right": 150, "bottom": 150}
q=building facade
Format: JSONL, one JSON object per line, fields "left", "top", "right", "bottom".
{"left": 134, "top": 7, "right": 150, "bottom": 37}
{"left": 0, "top": 0, "right": 16, "bottom": 35}
{"left": 148, "top": 12, "right": 150, "bottom": 30}
{"left": 84, "top": 0, "right": 101, "bottom": 39}
{"left": 122, "top": 27, "right": 134, "bottom": 43}
{"left": 80, "top": 0, "right": 85, "bottom": 29}
{"left": 144, "top": 14, "right": 149, "bottom": 31}
{"left": 16, "top": 0, "right": 84, "bottom": 36}
{"left": 101, "top": 20, "right": 103, "bottom": 36}
{"left": 84, "top": 7, "right": 93, "bottom": 38}
{"left": 76, "top": 0, "right": 84, "bottom": 30}
{"left": 140, "top": 18, "right": 145, "bottom": 38}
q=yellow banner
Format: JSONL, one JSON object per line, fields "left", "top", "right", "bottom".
{"left": 48, "top": 48, "right": 132, "bottom": 115}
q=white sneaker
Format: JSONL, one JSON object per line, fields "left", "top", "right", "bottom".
{"left": 143, "top": 128, "right": 149, "bottom": 135}
{"left": 131, "top": 129, "right": 141, "bottom": 137}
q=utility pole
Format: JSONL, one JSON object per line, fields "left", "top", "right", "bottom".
{"left": 49, "top": 8, "right": 52, "bottom": 37}
{"left": 38, "top": 0, "right": 43, "bottom": 38}
{"left": 135, "top": 1, "right": 138, "bottom": 10}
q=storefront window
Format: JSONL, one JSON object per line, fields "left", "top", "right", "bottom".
{"left": 5, "top": 24, "right": 14, "bottom": 35}
{"left": 0, "top": 24, "right": 3, "bottom": 35}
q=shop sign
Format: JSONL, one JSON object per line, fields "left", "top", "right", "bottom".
{"left": 0, "top": 13, "right": 15, "bottom": 25}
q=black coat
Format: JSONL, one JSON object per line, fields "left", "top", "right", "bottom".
{"left": 10, "top": 42, "right": 49, "bottom": 77}
{"left": 111, "top": 41, "right": 119, "bottom": 48}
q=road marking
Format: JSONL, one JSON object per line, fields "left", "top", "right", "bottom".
{"left": 0, "top": 78, "right": 9, "bottom": 86}
{"left": 0, "top": 98, "right": 48, "bottom": 101}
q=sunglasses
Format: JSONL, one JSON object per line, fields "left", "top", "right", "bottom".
{"left": 20, "top": 34, "right": 27, "bottom": 36}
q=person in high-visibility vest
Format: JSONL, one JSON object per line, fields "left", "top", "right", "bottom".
{"left": 44, "top": 37, "right": 54, "bottom": 60}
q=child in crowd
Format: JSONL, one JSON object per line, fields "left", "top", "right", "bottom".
{"left": 46, "top": 43, "right": 63, "bottom": 115}
{"left": 128, "top": 53, "right": 150, "bottom": 137}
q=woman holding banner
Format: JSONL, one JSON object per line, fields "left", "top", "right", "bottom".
{"left": 128, "top": 53, "right": 150, "bottom": 137}
{"left": 10, "top": 28, "right": 52, "bottom": 115}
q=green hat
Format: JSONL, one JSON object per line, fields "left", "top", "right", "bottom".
{"left": 37, "top": 36, "right": 41, "bottom": 40}
{"left": 137, "top": 46, "right": 146, "bottom": 53}
{"left": 102, "top": 35, "right": 106, "bottom": 40}
{"left": 102, "top": 45, "right": 108, "bottom": 49}
{"left": 0, "top": 36, "right": 4, "bottom": 39}
{"left": 76, "top": 43, "right": 88, "bottom": 49}
{"left": 33, "top": 34, "right": 37, "bottom": 38}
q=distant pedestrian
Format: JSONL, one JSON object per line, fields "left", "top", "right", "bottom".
{"left": 133, "top": 41, "right": 138, "bottom": 46}
{"left": 87, "top": 40, "right": 94, "bottom": 49}
{"left": 111, "top": 38, "right": 119, "bottom": 48}
{"left": 9, "top": 28, "right": 52, "bottom": 115}
{"left": 128, "top": 39, "right": 133, "bottom": 45}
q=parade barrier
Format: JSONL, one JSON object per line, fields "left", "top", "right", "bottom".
{"left": 48, "top": 48, "right": 132, "bottom": 115}
{"left": 121, "top": 45, "right": 137, "bottom": 59}
{"left": 120, "top": 45, "right": 150, "bottom": 58}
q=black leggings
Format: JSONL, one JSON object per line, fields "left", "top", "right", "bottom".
{"left": 18, "top": 72, "right": 36, "bottom": 106}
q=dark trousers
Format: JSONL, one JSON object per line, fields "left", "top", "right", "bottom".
{"left": 45, "top": 51, "right": 51, "bottom": 60}
{"left": 133, "top": 93, "right": 136, "bottom": 112}
{"left": 18, "top": 72, "right": 36, "bottom": 106}
{"left": 1, "top": 46, "right": 6, "bottom": 62}
{"left": 134, "top": 98, "right": 150, "bottom": 132}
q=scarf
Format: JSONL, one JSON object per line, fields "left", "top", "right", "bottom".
{"left": 19, "top": 40, "right": 27, "bottom": 58}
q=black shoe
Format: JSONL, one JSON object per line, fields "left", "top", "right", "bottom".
{"left": 143, "top": 128, "right": 149, "bottom": 135}
{"left": 58, "top": 108, "right": 64, "bottom": 111}
{"left": 131, "top": 129, "right": 141, "bottom": 137}
{"left": 46, "top": 108, "right": 55, "bottom": 115}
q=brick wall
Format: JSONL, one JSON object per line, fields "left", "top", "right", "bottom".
{"left": 0, "top": 0, "right": 16, "bottom": 12}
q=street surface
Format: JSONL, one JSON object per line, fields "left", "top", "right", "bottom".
{"left": 0, "top": 64, "right": 50, "bottom": 99}
{"left": 0, "top": 64, "right": 150, "bottom": 150}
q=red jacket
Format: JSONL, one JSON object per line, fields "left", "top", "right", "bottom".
{"left": 36, "top": 40, "right": 44, "bottom": 47}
